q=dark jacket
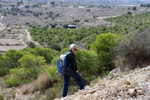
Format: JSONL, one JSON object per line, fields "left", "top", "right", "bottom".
{"left": 66, "top": 49, "right": 77, "bottom": 71}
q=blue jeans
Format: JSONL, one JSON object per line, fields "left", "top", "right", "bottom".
{"left": 62, "top": 69, "right": 84, "bottom": 97}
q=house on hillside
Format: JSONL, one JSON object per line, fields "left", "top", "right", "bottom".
{"left": 68, "top": 25, "right": 76, "bottom": 29}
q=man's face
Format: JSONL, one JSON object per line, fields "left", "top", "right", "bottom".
{"left": 72, "top": 46, "right": 78, "bottom": 54}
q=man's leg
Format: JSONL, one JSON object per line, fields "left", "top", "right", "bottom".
{"left": 68, "top": 69, "right": 84, "bottom": 90}
{"left": 62, "top": 74, "right": 70, "bottom": 98}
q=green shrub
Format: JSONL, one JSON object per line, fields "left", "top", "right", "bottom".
{"left": 92, "top": 32, "right": 121, "bottom": 75}
{"left": 51, "top": 56, "right": 58, "bottom": 65}
{"left": 4, "top": 75, "right": 20, "bottom": 87}
{"left": 60, "top": 47, "right": 69, "bottom": 54}
{"left": 0, "top": 50, "right": 24, "bottom": 76}
{"left": 75, "top": 50, "right": 99, "bottom": 75}
{"left": 127, "top": 11, "right": 132, "bottom": 15}
{"left": 4, "top": 55, "right": 48, "bottom": 87}
{"left": 5, "top": 49, "right": 24, "bottom": 68}
{"left": 45, "top": 84, "right": 62, "bottom": 100}
{"left": 5, "top": 68, "right": 31, "bottom": 86}
{"left": 12, "top": 91, "right": 16, "bottom": 99}
{"left": 35, "top": 47, "right": 53, "bottom": 63}
{"left": 50, "top": 43, "right": 61, "bottom": 51}
{"left": 21, "top": 48, "right": 37, "bottom": 55}
{"left": 132, "top": 7, "right": 136, "bottom": 10}
{"left": 67, "top": 86, "right": 79, "bottom": 95}
{"left": 0, "top": 94, "right": 4, "bottom": 100}
{"left": 45, "top": 84, "right": 78, "bottom": 100}
{"left": 9, "top": 67, "right": 24, "bottom": 75}
{"left": 6, "top": 66, "right": 49, "bottom": 87}
{"left": 27, "top": 42, "right": 36, "bottom": 48}
{"left": 9, "top": 67, "right": 38, "bottom": 80}
{"left": 19, "top": 54, "right": 46, "bottom": 68}
{"left": 0, "top": 68, "right": 8, "bottom": 76}
{"left": 0, "top": 53, "right": 10, "bottom": 76}
{"left": 46, "top": 67, "right": 58, "bottom": 82}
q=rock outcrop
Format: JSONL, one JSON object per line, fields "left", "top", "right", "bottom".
{"left": 55, "top": 66, "right": 150, "bottom": 100}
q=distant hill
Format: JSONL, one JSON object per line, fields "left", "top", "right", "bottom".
{"left": 1, "top": 0, "right": 150, "bottom": 5}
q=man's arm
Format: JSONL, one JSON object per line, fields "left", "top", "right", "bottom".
{"left": 69, "top": 52, "right": 77, "bottom": 71}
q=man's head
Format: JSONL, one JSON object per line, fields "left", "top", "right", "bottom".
{"left": 70, "top": 44, "right": 78, "bottom": 53}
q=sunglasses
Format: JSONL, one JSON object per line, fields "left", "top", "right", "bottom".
{"left": 74, "top": 49, "right": 78, "bottom": 51}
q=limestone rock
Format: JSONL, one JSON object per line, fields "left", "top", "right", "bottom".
{"left": 128, "top": 88, "right": 136, "bottom": 96}
{"left": 137, "top": 90, "right": 144, "bottom": 95}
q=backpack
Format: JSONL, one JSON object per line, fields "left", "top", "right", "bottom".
{"left": 57, "top": 52, "right": 72, "bottom": 75}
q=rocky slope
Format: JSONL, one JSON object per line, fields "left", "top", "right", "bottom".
{"left": 55, "top": 66, "right": 150, "bottom": 100}
{"left": 1, "top": 66, "right": 150, "bottom": 100}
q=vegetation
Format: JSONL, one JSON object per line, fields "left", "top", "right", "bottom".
{"left": 2, "top": 7, "right": 150, "bottom": 100}
{"left": 92, "top": 33, "right": 121, "bottom": 75}
{"left": 115, "top": 27, "right": 150, "bottom": 71}
{"left": 0, "top": 94, "right": 4, "bottom": 100}
{"left": 76, "top": 50, "right": 99, "bottom": 76}
{"left": 141, "top": 4, "right": 150, "bottom": 7}
{"left": 29, "top": 25, "right": 123, "bottom": 50}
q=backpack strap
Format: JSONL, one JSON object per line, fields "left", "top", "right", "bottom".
{"left": 60, "top": 59, "right": 64, "bottom": 66}
{"left": 67, "top": 63, "right": 72, "bottom": 70}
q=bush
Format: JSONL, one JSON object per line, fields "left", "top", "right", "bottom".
{"left": 19, "top": 55, "right": 46, "bottom": 78}
{"left": 45, "top": 85, "right": 62, "bottom": 100}
{"left": 0, "top": 53, "right": 9, "bottom": 76}
{"left": 0, "top": 94, "right": 4, "bottom": 100}
{"left": 35, "top": 47, "right": 53, "bottom": 63}
{"left": 127, "top": 11, "right": 132, "bottom": 15}
{"left": 115, "top": 28, "right": 150, "bottom": 70}
{"left": 67, "top": 86, "right": 79, "bottom": 95}
{"left": 75, "top": 50, "right": 99, "bottom": 76}
{"left": 0, "top": 69, "right": 8, "bottom": 76}
{"left": 60, "top": 47, "right": 69, "bottom": 54}
{"left": 4, "top": 75, "right": 20, "bottom": 87}
{"left": 51, "top": 56, "right": 59, "bottom": 65}
{"left": 132, "top": 7, "right": 136, "bottom": 10}
{"left": 92, "top": 33, "right": 121, "bottom": 75}
{"left": 4, "top": 54, "right": 48, "bottom": 87}
{"left": 12, "top": 91, "right": 16, "bottom": 99}
{"left": 4, "top": 49, "right": 24, "bottom": 69}
{"left": 46, "top": 67, "right": 58, "bottom": 82}
{"left": 19, "top": 54, "right": 46, "bottom": 68}
{"left": 27, "top": 42, "right": 36, "bottom": 48}
{"left": 50, "top": 43, "right": 61, "bottom": 51}
{"left": 9, "top": 67, "right": 35, "bottom": 81}
{"left": 45, "top": 84, "right": 78, "bottom": 100}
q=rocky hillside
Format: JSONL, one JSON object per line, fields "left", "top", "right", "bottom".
{"left": 3, "top": 0, "right": 150, "bottom": 5}
{"left": 1, "top": 66, "right": 150, "bottom": 100}
{"left": 55, "top": 66, "right": 150, "bottom": 100}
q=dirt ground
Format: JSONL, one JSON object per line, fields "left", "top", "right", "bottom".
{"left": 1, "top": 6, "right": 150, "bottom": 28}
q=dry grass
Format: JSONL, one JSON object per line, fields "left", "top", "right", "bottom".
{"left": 35, "top": 73, "right": 51, "bottom": 91}
{"left": 21, "top": 82, "right": 37, "bottom": 95}
{"left": 18, "top": 71, "right": 51, "bottom": 95}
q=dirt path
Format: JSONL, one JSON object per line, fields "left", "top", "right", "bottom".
{"left": 24, "top": 29, "right": 40, "bottom": 46}
{"left": 0, "top": 15, "right": 5, "bottom": 31}
{"left": 97, "top": 15, "right": 121, "bottom": 20}
{"left": 0, "top": 14, "right": 40, "bottom": 53}
{"left": 0, "top": 77, "right": 3, "bottom": 88}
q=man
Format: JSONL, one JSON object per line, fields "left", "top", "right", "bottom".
{"left": 62, "top": 44, "right": 84, "bottom": 98}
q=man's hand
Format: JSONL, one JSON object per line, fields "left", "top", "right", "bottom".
{"left": 76, "top": 70, "right": 79, "bottom": 73}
